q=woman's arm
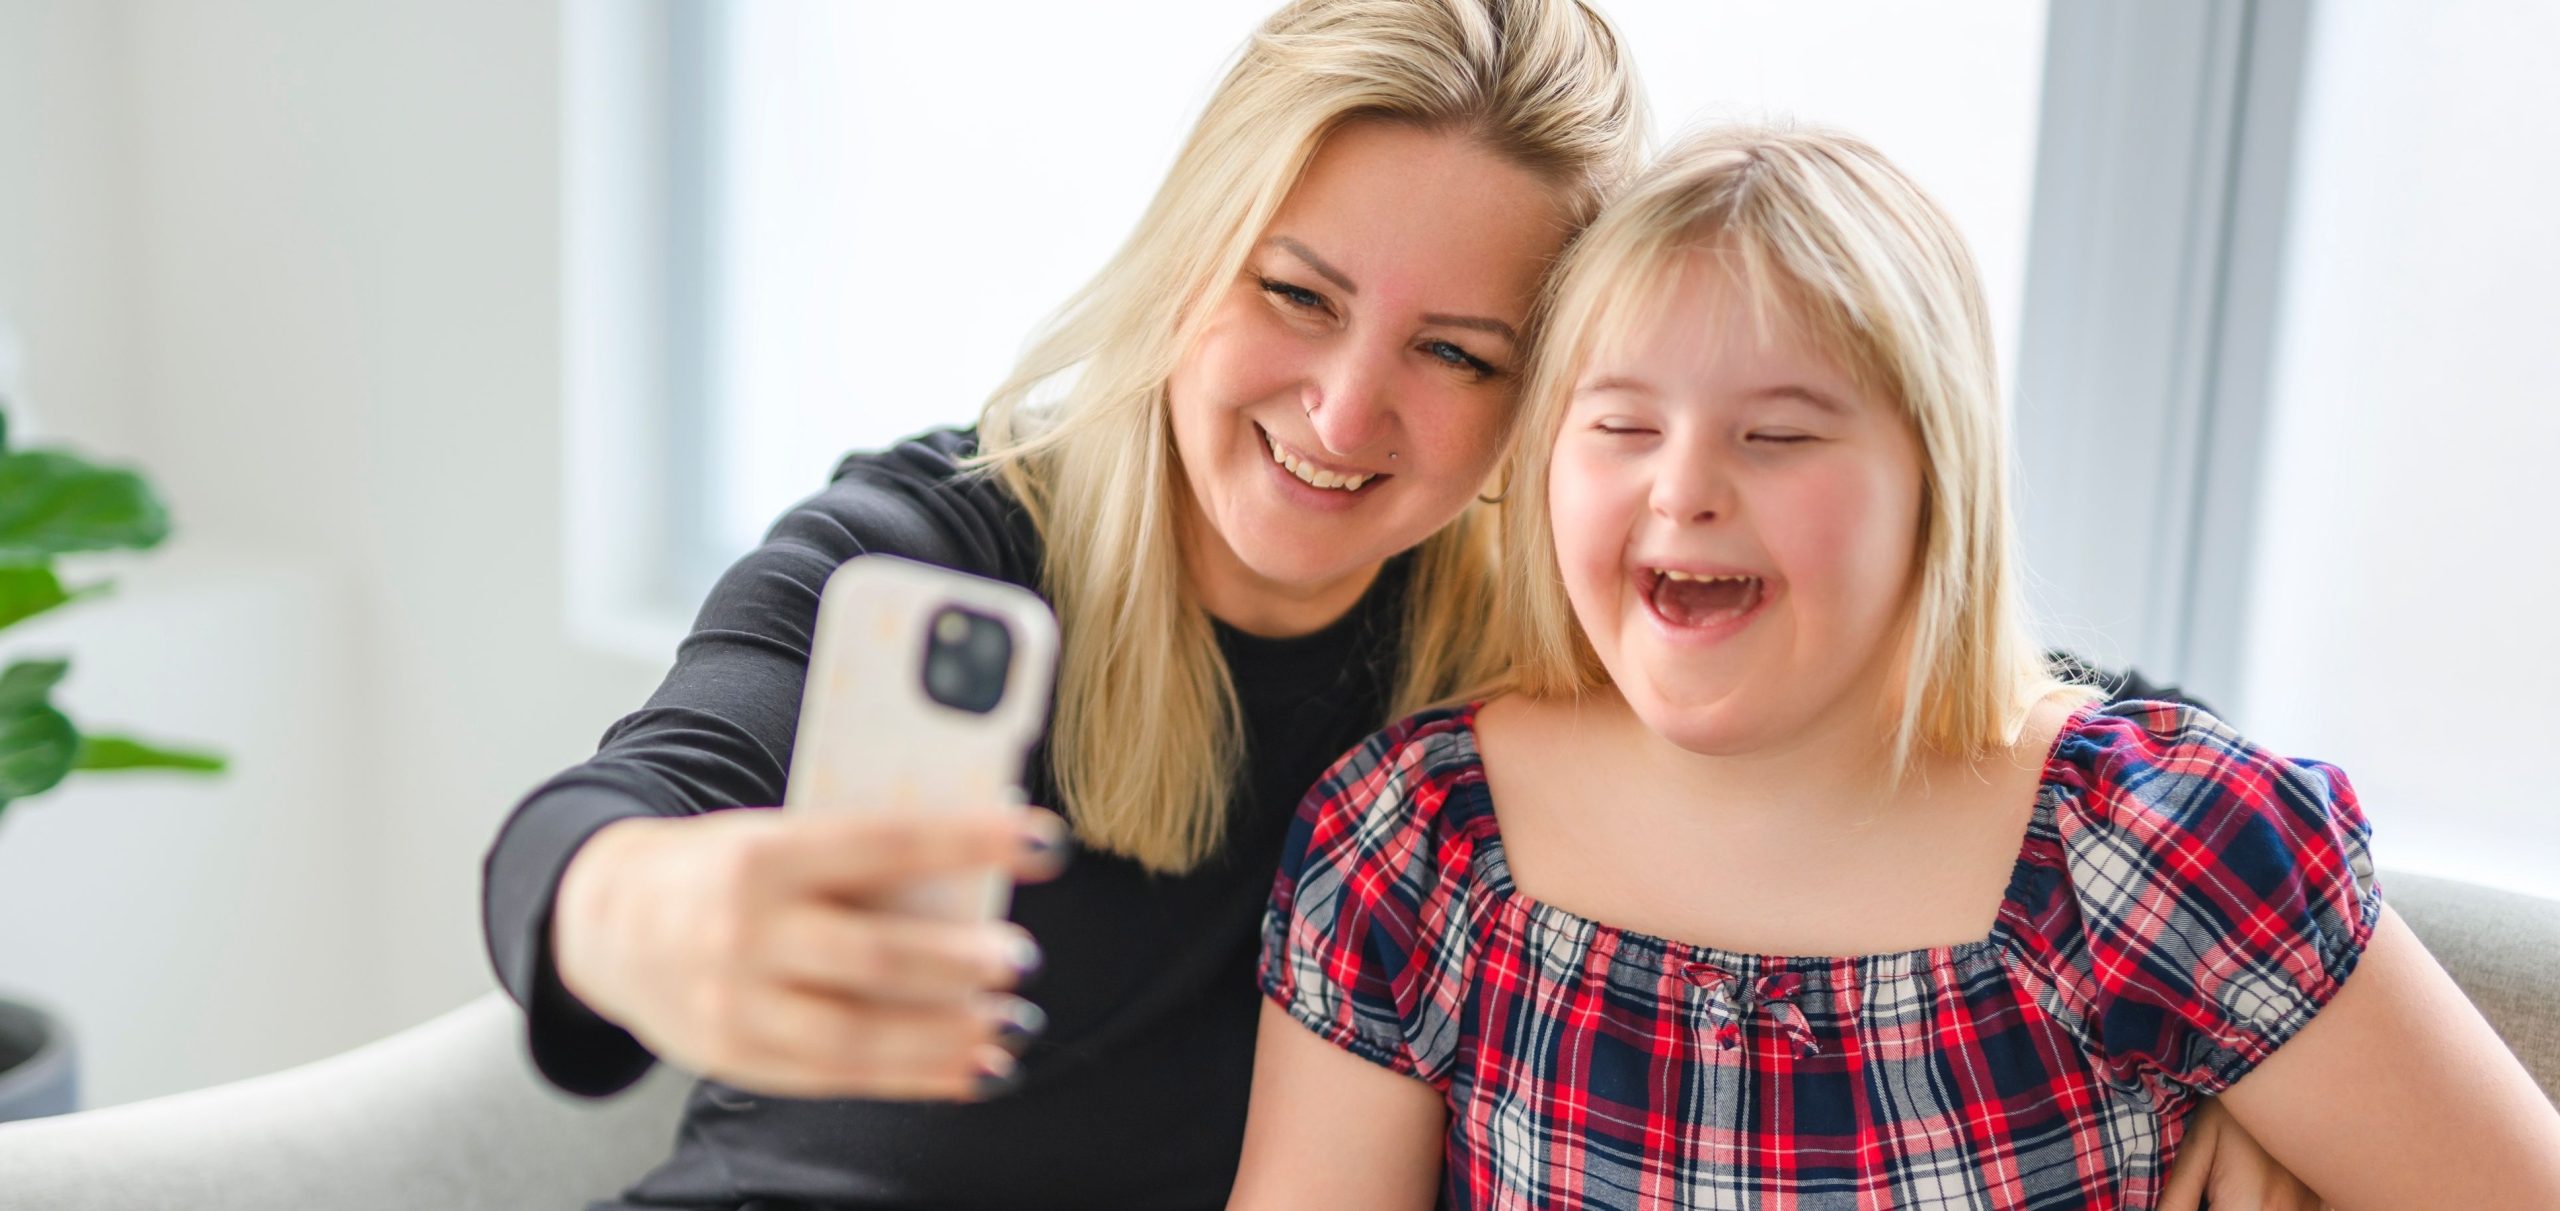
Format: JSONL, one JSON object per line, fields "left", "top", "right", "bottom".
{"left": 1227, "top": 1002, "right": 1446, "bottom": 1210}
{"left": 2218, "top": 904, "right": 2560, "bottom": 1208}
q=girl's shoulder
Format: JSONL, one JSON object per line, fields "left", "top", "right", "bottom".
{"left": 2024, "top": 699, "right": 2384, "bottom": 1094}
{"left": 2042, "top": 698, "right": 2369, "bottom": 858}
{"left": 1286, "top": 703, "right": 1494, "bottom": 863}
{"left": 1262, "top": 703, "right": 1496, "bottom": 1086}
{"left": 1308, "top": 702, "right": 1486, "bottom": 794}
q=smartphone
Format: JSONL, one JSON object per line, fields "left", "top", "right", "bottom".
{"left": 783, "top": 554, "right": 1060, "bottom": 922}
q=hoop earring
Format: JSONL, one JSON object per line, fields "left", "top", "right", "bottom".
{"left": 1477, "top": 468, "right": 1511, "bottom": 506}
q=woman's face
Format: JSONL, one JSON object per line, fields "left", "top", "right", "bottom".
{"left": 1167, "top": 120, "right": 1571, "bottom": 632}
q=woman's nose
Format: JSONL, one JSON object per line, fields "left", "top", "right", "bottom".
{"left": 1304, "top": 348, "right": 1394, "bottom": 457}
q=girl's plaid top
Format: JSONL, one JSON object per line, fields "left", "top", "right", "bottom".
{"left": 1259, "top": 700, "right": 2381, "bottom": 1210}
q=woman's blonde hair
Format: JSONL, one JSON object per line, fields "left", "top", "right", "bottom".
{"left": 1500, "top": 124, "right": 2076, "bottom": 775}
{"left": 975, "top": 0, "right": 1645, "bottom": 873}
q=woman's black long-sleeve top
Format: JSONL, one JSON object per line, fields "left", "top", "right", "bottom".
{"left": 483, "top": 430, "right": 1415, "bottom": 1210}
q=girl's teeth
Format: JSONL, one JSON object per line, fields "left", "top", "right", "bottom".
{"left": 1656, "top": 569, "right": 1754, "bottom": 585}
{"left": 1648, "top": 567, "right": 1763, "bottom": 626}
{"left": 1264, "top": 431, "right": 1371, "bottom": 492}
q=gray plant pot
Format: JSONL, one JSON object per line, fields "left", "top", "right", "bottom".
{"left": 0, "top": 992, "right": 78, "bottom": 1122}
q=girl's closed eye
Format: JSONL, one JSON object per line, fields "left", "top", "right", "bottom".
{"left": 1590, "top": 416, "right": 1657, "bottom": 435}
{"left": 1747, "top": 429, "right": 1818, "bottom": 444}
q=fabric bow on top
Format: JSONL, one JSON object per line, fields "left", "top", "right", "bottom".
{"left": 1682, "top": 963, "right": 1821, "bottom": 1059}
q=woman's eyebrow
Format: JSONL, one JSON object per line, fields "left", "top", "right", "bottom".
{"left": 1265, "top": 235, "right": 1517, "bottom": 342}
{"left": 1422, "top": 313, "right": 1519, "bottom": 343}
{"left": 1266, "top": 237, "right": 1357, "bottom": 295}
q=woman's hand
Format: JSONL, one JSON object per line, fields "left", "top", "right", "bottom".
{"left": 550, "top": 805, "right": 1069, "bottom": 1100}
{"left": 2160, "top": 1096, "right": 2325, "bottom": 1211}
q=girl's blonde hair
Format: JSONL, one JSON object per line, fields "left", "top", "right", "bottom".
{"left": 1500, "top": 124, "right": 2076, "bottom": 775}
{"left": 976, "top": 0, "right": 1645, "bottom": 873}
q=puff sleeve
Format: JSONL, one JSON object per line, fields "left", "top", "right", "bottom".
{"left": 2044, "top": 701, "right": 2383, "bottom": 1096}
{"left": 1258, "top": 709, "right": 1488, "bottom": 1089}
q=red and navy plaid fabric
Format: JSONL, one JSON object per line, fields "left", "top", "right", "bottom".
{"left": 1259, "top": 700, "right": 2380, "bottom": 1210}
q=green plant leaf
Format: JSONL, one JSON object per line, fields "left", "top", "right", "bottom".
{"left": 0, "top": 658, "right": 70, "bottom": 712}
{"left": 0, "top": 567, "right": 109, "bottom": 632}
{"left": 0, "top": 701, "right": 79, "bottom": 800}
{"left": 0, "top": 449, "right": 172, "bottom": 561}
{"left": 73, "top": 734, "right": 227, "bottom": 774}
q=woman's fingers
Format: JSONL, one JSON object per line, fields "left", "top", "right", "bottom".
{"left": 2159, "top": 1097, "right": 2330, "bottom": 1211}
{"left": 761, "top": 806, "right": 1072, "bottom": 898}
{"left": 763, "top": 908, "right": 1041, "bottom": 1005}
{"left": 713, "top": 985, "right": 1046, "bottom": 1101}
{"left": 551, "top": 806, "right": 1069, "bottom": 1102}
{"left": 2157, "top": 1105, "right": 2214, "bottom": 1211}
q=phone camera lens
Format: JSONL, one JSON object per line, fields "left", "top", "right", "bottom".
{"left": 921, "top": 606, "right": 1012, "bottom": 714}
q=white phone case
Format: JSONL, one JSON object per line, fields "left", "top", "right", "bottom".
{"left": 784, "top": 554, "right": 1060, "bottom": 921}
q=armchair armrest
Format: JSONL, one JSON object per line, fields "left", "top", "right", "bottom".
{"left": 0, "top": 991, "right": 689, "bottom": 1211}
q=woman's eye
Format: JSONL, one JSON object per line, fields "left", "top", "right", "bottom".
{"left": 1420, "top": 339, "right": 1499, "bottom": 381}
{"left": 1747, "top": 431, "right": 1816, "bottom": 445}
{"left": 1258, "top": 277, "right": 1329, "bottom": 314}
{"left": 1592, "top": 421, "right": 1655, "bottom": 436}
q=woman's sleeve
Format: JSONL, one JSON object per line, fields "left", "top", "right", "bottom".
{"left": 2053, "top": 702, "right": 2384, "bottom": 1097}
{"left": 479, "top": 433, "right": 1033, "bottom": 1097}
{"left": 1258, "top": 713, "right": 1479, "bottom": 1090}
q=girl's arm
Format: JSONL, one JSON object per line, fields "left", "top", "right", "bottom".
{"left": 2218, "top": 904, "right": 2560, "bottom": 1208}
{"left": 1227, "top": 1001, "right": 1447, "bottom": 1210}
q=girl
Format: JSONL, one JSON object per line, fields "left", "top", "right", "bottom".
{"left": 1236, "top": 125, "right": 2560, "bottom": 1208}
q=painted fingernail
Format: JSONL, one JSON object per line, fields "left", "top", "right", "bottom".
{"left": 1020, "top": 812, "right": 1074, "bottom": 872}
{"left": 991, "top": 996, "right": 1047, "bottom": 1054}
{"left": 973, "top": 1050, "right": 1023, "bottom": 1099}
{"left": 1001, "top": 932, "right": 1044, "bottom": 986}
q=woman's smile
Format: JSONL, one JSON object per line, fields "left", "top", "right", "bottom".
{"left": 1258, "top": 422, "right": 1391, "bottom": 493}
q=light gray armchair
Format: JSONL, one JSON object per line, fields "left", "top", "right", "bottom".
{"left": 1, "top": 870, "right": 2553, "bottom": 1211}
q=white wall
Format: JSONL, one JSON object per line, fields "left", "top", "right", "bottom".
{"left": 2242, "top": 1, "right": 2560, "bottom": 899}
{"left": 0, "top": 0, "right": 664, "bottom": 1107}
{"left": 0, "top": 550, "right": 378, "bottom": 1105}
{"left": 0, "top": 0, "right": 139, "bottom": 455}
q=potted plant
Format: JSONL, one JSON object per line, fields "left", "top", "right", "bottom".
{"left": 0, "top": 405, "right": 226, "bottom": 1123}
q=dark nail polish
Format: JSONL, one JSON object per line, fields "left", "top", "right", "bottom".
{"left": 973, "top": 1063, "right": 1024, "bottom": 1099}
{"left": 1004, "top": 935, "right": 1045, "bottom": 988}
{"left": 994, "top": 997, "right": 1047, "bottom": 1054}
{"left": 1021, "top": 814, "right": 1075, "bottom": 871}
{"left": 967, "top": 1065, "right": 1018, "bottom": 1095}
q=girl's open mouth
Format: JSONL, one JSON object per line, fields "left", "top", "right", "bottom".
{"left": 1639, "top": 566, "right": 1765, "bottom": 631}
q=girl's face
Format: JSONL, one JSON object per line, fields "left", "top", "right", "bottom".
{"left": 1549, "top": 252, "right": 1927, "bottom": 756}
{"left": 1168, "top": 121, "right": 1570, "bottom": 630}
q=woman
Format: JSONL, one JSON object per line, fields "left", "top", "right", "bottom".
{"left": 480, "top": 2, "right": 2312, "bottom": 1207}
